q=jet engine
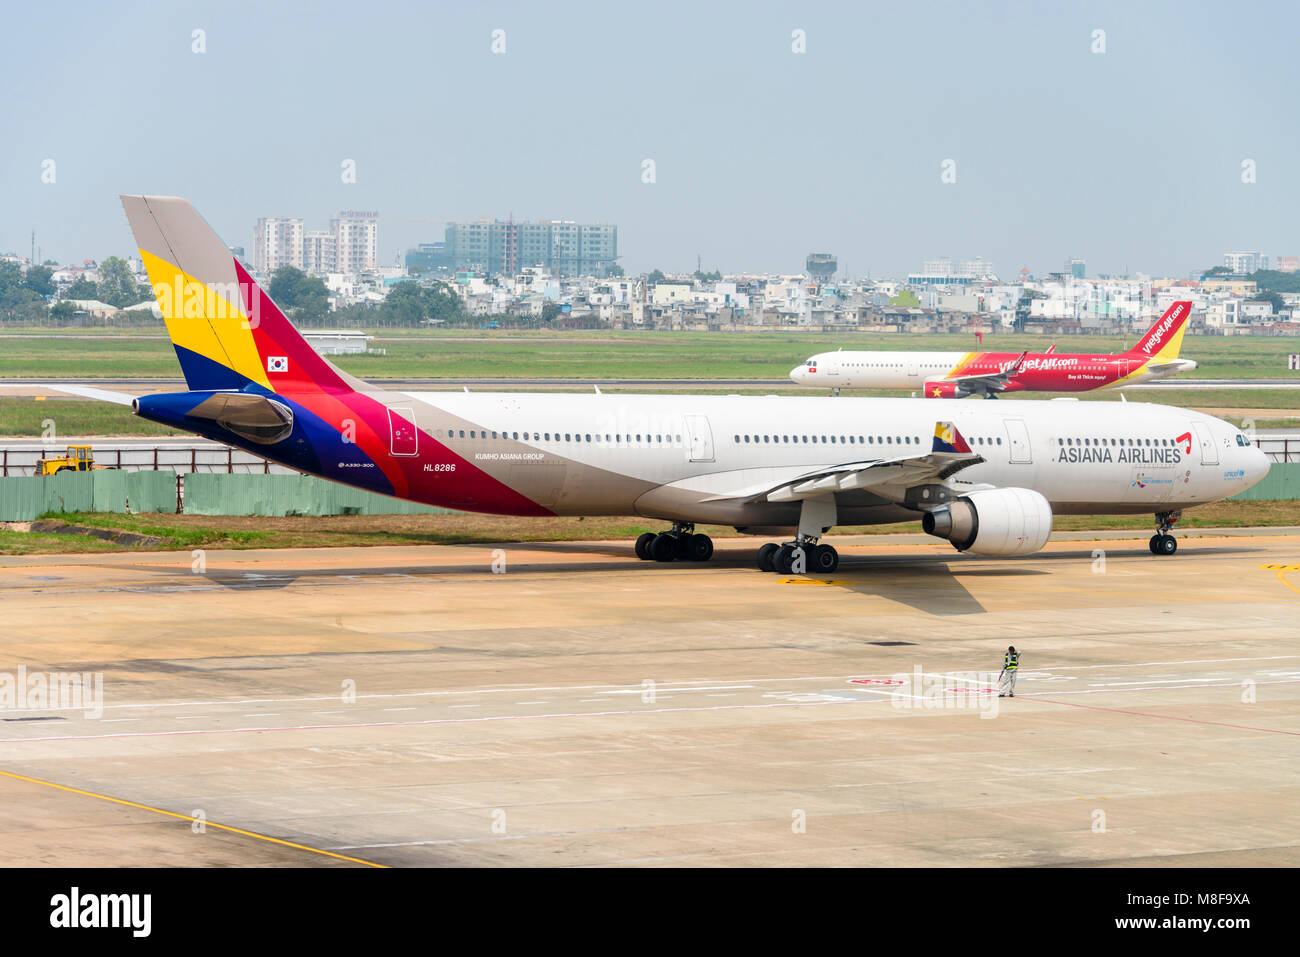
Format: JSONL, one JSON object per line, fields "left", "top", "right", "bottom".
{"left": 921, "top": 487, "right": 1052, "bottom": 556}
{"left": 923, "top": 380, "right": 962, "bottom": 399}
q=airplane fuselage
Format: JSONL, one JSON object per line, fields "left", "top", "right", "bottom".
{"left": 791, "top": 351, "right": 1197, "bottom": 393}
{"left": 136, "top": 390, "right": 1267, "bottom": 530}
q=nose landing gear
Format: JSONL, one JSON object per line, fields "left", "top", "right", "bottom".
{"left": 1149, "top": 510, "right": 1181, "bottom": 555}
{"left": 635, "top": 524, "right": 713, "bottom": 563}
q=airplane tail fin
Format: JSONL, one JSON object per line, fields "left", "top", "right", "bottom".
{"left": 932, "top": 421, "right": 972, "bottom": 454}
{"left": 120, "top": 195, "right": 359, "bottom": 396}
{"left": 1126, "top": 300, "right": 1191, "bottom": 363}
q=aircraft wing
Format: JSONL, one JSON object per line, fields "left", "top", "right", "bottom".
{"left": 723, "top": 421, "right": 983, "bottom": 505}
{"left": 9, "top": 383, "right": 137, "bottom": 406}
{"left": 937, "top": 351, "right": 1028, "bottom": 393}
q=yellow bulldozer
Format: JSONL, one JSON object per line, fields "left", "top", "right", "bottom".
{"left": 35, "top": 444, "right": 110, "bottom": 476}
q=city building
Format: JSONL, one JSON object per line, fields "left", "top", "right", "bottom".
{"left": 1224, "top": 251, "right": 1269, "bottom": 274}
{"left": 253, "top": 212, "right": 378, "bottom": 277}
{"left": 253, "top": 217, "right": 304, "bottom": 276}
{"left": 443, "top": 219, "right": 618, "bottom": 277}
{"left": 404, "top": 242, "right": 451, "bottom": 274}
{"left": 331, "top": 211, "right": 378, "bottom": 275}
{"left": 806, "top": 253, "right": 837, "bottom": 282}
{"left": 907, "top": 257, "right": 996, "bottom": 285}
{"left": 301, "top": 230, "right": 337, "bottom": 275}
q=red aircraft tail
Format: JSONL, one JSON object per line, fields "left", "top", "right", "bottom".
{"left": 1126, "top": 301, "right": 1191, "bottom": 361}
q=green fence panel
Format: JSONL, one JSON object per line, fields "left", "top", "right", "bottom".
{"left": 0, "top": 476, "right": 46, "bottom": 521}
{"left": 1229, "top": 463, "right": 1300, "bottom": 501}
{"left": 90, "top": 469, "right": 128, "bottom": 513}
{"left": 180, "top": 473, "right": 454, "bottom": 516}
{"left": 42, "top": 472, "right": 96, "bottom": 515}
{"left": 124, "top": 470, "right": 178, "bottom": 514}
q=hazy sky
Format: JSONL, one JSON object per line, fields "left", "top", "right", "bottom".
{"left": 2, "top": 0, "right": 1296, "bottom": 278}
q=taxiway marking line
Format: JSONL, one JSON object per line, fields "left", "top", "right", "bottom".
{"left": 0, "top": 698, "right": 862, "bottom": 744}
{"left": 2, "top": 659, "right": 1296, "bottom": 717}
{"left": 0, "top": 768, "right": 386, "bottom": 868}
{"left": 1021, "top": 697, "right": 1300, "bottom": 737}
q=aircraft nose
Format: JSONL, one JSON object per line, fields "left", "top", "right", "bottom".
{"left": 1247, "top": 445, "right": 1270, "bottom": 485}
{"left": 789, "top": 365, "right": 805, "bottom": 383}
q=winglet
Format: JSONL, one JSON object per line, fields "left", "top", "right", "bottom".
{"left": 932, "top": 421, "right": 971, "bottom": 454}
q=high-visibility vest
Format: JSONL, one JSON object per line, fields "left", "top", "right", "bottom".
{"left": 1005, "top": 652, "right": 1019, "bottom": 670}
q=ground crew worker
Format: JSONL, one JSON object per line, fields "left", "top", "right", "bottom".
{"left": 999, "top": 646, "right": 1020, "bottom": 697}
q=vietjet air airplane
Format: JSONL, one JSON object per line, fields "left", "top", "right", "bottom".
{"left": 65, "top": 196, "right": 1266, "bottom": 575}
{"left": 791, "top": 301, "right": 1198, "bottom": 397}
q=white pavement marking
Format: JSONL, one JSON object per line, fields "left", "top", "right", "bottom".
{"left": 599, "top": 685, "right": 755, "bottom": 695}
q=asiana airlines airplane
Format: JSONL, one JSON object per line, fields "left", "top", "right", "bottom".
{"left": 64, "top": 196, "right": 1268, "bottom": 576}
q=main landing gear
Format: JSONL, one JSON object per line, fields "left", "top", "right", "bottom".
{"left": 756, "top": 538, "right": 839, "bottom": 574}
{"left": 635, "top": 523, "right": 714, "bottom": 563}
{"left": 1149, "top": 510, "right": 1181, "bottom": 556}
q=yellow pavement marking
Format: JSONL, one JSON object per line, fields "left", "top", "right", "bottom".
{"left": 1260, "top": 563, "right": 1300, "bottom": 595}
{"left": 0, "top": 769, "right": 385, "bottom": 868}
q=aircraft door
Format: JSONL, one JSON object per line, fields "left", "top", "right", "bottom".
{"left": 388, "top": 406, "right": 419, "bottom": 456}
{"left": 1192, "top": 423, "right": 1218, "bottom": 465}
{"left": 683, "top": 414, "right": 715, "bottom": 462}
{"left": 1004, "top": 418, "right": 1032, "bottom": 463}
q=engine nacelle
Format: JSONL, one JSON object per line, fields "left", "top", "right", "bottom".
{"left": 923, "top": 380, "right": 963, "bottom": 399}
{"left": 921, "top": 487, "right": 1052, "bottom": 556}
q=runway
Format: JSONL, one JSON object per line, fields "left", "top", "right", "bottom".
{"left": 1, "top": 531, "right": 1298, "bottom": 867}
{"left": 4, "top": 376, "right": 1299, "bottom": 394}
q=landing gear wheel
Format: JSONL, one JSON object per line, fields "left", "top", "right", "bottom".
{"left": 672, "top": 533, "right": 695, "bottom": 560}
{"left": 757, "top": 542, "right": 779, "bottom": 572}
{"left": 1157, "top": 534, "right": 1177, "bottom": 556}
{"left": 686, "top": 533, "right": 713, "bottom": 562}
{"left": 649, "top": 533, "right": 677, "bottom": 562}
{"left": 810, "top": 544, "right": 839, "bottom": 573}
{"left": 635, "top": 532, "right": 656, "bottom": 561}
{"left": 775, "top": 544, "right": 797, "bottom": 574}
{"left": 1148, "top": 534, "right": 1161, "bottom": 554}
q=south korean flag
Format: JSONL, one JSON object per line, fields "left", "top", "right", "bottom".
{"left": 267, "top": 356, "right": 288, "bottom": 373}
